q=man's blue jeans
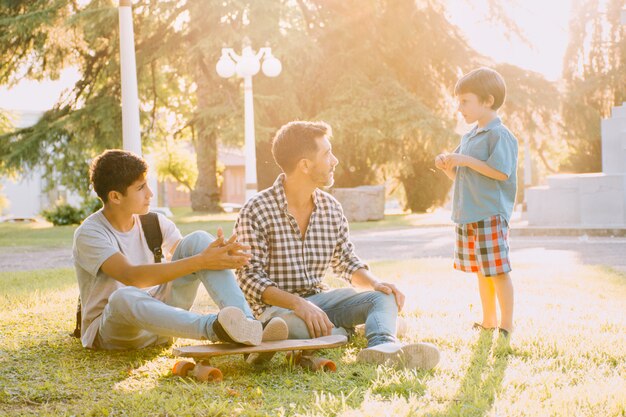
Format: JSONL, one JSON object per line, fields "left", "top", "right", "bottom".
{"left": 257, "top": 287, "right": 398, "bottom": 347}
{"left": 96, "top": 231, "right": 254, "bottom": 350}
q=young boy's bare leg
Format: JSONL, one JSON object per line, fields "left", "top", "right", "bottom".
{"left": 492, "top": 272, "right": 514, "bottom": 332}
{"left": 477, "top": 272, "right": 498, "bottom": 328}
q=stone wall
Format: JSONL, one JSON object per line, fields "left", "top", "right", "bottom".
{"left": 330, "top": 185, "right": 385, "bottom": 222}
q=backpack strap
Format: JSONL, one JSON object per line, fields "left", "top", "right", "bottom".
{"left": 72, "top": 212, "right": 165, "bottom": 339}
{"left": 139, "top": 212, "right": 164, "bottom": 264}
{"left": 71, "top": 297, "right": 82, "bottom": 338}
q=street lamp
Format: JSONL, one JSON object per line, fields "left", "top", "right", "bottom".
{"left": 118, "top": 0, "right": 141, "bottom": 156}
{"left": 216, "top": 45, "right": 282, "bottom": 201}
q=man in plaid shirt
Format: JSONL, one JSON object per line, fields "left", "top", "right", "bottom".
{"left": 235, "top": 121, "right": 440, "bottom": 370}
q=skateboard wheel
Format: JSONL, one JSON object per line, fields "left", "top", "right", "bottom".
{"left": 301, "top": 356, "right": 337, "bottom": 372}
{"left": 172, "top": 360, "right": 195, "bottom": 377}
{"left": 193, "top": 364, "right": 223, "bottom": 382}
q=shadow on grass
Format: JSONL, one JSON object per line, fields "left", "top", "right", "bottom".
{"left": 431, "top": 331, "right": 510, "bottom": 417}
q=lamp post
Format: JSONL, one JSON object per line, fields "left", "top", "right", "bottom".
{"left": 118, "top": 0, "right": 141, "bottom": 156}
{"left": 118, "top": 1, "right": 160, "bottom": 207}
{"left": 216, "top": 45, "right": 282, "bottom": 201}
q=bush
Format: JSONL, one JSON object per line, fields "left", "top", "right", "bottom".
{"left": 41, "top": 197, "right": 103, "bottom": 226}
{"left": 41, "top": 203, "right": 85, "bottom": 226}
{"left": 81, "top": 196, "right": 103, "bottom": 216}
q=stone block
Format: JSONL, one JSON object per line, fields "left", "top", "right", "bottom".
{"left": 578, "top": 174, "right": 626, "bottom": 226}
{"left": 547, "top": 174, "right": 583, "bottom": 189}
{"left": 526, "top": 186, "right": 580, "bottom": 225}
{"left": 330, "top": 185, "right": 385, "bottom": 222}
{"left": 601, "top": 116, "right": 626, "bottom": 174}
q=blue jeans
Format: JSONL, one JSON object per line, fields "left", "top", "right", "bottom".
{"left": 258, "top": 287, "right": 398, "bottom": 347}
{"left": 96, "top": 231, "right": 254, "bottom": 350}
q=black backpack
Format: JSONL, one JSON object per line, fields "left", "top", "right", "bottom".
{"left": 71, "top": 212, "right": 164, "bottom": 338}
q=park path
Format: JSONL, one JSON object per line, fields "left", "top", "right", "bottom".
{"left": 1, "top": 226, "right": 625, "bottom": 273}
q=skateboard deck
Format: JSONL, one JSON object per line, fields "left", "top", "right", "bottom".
{"left": 172, "top": 335, "right": 347, "bottom": 382}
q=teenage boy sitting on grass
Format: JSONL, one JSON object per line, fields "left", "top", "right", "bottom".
{"left": 73, "top": 149, "right": 287, "bottom": 351}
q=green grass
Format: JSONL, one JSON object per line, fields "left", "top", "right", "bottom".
{"left": 1, "top": 257, "right": 625, "bottom": 416}
{"left": 0, "top": 210, "right": 431, "bottom": 249}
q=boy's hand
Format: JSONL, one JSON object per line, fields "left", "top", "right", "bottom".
{"left": 444, "top": 153, "right": 467, "bottom": 170}
{"left": 200, "top": 240, "right": 252, "bottom": 270}
{"left": 203, "top": 228, "right": 252, "bottom": 269}
{"left": 434, "top": 153, "right": 447, "bottom": 170}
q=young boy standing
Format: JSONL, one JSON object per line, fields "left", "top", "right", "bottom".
{"left": 73, "top": 149, "right": 287, "bottom": 350}
{"left": 435, "top": 67, "right": 518, "bottom": 336}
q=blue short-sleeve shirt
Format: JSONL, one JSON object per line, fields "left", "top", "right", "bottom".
{"left": 451, "top": 117, "right": 518, "bottom": 224}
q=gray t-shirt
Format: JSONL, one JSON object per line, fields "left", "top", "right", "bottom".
{"left": 72, "top": 210, "right": 182, "bottom": 348}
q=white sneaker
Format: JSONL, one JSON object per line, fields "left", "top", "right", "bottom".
{"left": 244, "top": 317, "right": 289, "bottom": 366}
{"left": 262, "top": 317, "right": 289, "bottom": 342}
{"left": 213, "top": 306, "right": 262, "bottom": 346}
{"left": 356, "top": 342, "right": 440, "bottom": 370}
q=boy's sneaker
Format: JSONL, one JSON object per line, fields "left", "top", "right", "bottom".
{"left": 212, "top": 306, "right": 262, "bottom": 346}
{"left": 261, "top": 317, "right": 289, "bottom": 342}
{"left": 245, "top": 317, "right": 289, "bottom": 366}
{"left": 356, "top": 342, "right": 440, "bottom": 370}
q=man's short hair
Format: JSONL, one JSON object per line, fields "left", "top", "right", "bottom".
{"left": 90, "top": 149, "right": 148, "bottom": 203}
{"left": 454, "top": 67, "right": 506, "bottom": 110}
{"left": 272, "top": 121, "right": 332, "bottom": 173}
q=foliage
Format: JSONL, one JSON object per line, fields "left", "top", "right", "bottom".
{"left": 39, "top": 196, "right": 101, "bottom": 226}
{"left": 152, "top": 140, "right": 198, "bottom": 192}
{"left": 0, "top": 184, "right": 7, "bottom": 213}
{"left": 0, "top": 0, "right": 563, "bottom": 213}
{"left": 561, "top": 0, "right": 626, "bottom": 172}
{"left": 41, "top": 202, "right": 84, "bottom": 225}
{"left": 81, "top": 195, "right": 103, "bottom": 215}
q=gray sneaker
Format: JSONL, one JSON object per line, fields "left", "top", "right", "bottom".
{"left": 262, "top": 317, "right": 289, "bottom": 342}
{"left": 245, "top": 317, "right": 290, "bottom": 366}
{"left": 212, "top": 306, "right": 262, "bottom": 346}
{"left": 356, "top": 342, "right": 440, "bottom": 370}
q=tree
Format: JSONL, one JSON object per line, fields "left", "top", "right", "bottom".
{"left": 561, "top": 0, "right": 626, "bottom": 172}
{"left": 1, "top": 0, "right": 563, "bottom": 214}
{"left": 0, "top": 0, "right": 260, "bottom": 210}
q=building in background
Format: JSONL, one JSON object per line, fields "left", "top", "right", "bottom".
{"left": 164, "top": 147, "right": 245, "bottom": 208}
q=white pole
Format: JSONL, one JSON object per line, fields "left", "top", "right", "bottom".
{"left": 243, "top": 75, "right": 258, "bottom": 200}
{"left": 118, "top": 0, "right": 142, "bottom": 156}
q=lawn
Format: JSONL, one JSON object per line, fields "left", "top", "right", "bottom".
{"left": 0, "top": 209, "right": 442, "bottom": 249}
{"left": 1, "top": 255, "right": 624, "bottom": 416}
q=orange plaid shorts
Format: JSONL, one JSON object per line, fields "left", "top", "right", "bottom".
{"left": 453, "top": 215, "right": 512, "bottom": 277}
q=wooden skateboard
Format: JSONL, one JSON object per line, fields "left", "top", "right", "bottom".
{"left": 172, "top": 335, "right": 348, "bottom": 382}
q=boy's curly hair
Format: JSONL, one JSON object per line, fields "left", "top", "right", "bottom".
{"left": 90, "top": 150, "right": 148, "bottom": 203}
{"left": 454, "top": 67, "right": 506, "bottom": 110}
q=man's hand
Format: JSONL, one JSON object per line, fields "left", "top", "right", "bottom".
{"left": 373, "top": 281, "right": 406, "bottom": 312}
{"left": 294, "top": 299, "right": 334, "bottom": 338}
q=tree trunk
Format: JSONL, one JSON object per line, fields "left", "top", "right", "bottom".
{"left": 188, "top": 1, "right": 221, "bottom": 212}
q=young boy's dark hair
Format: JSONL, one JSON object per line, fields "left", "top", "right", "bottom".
{"left": 272, "top": 121, "right": 332, "bottom": 173}
{"left": 90, "top": 150, "right": 148, "bottom": 203}
{"left": 454, "top": 67, "right": 506, "bottom": 110}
